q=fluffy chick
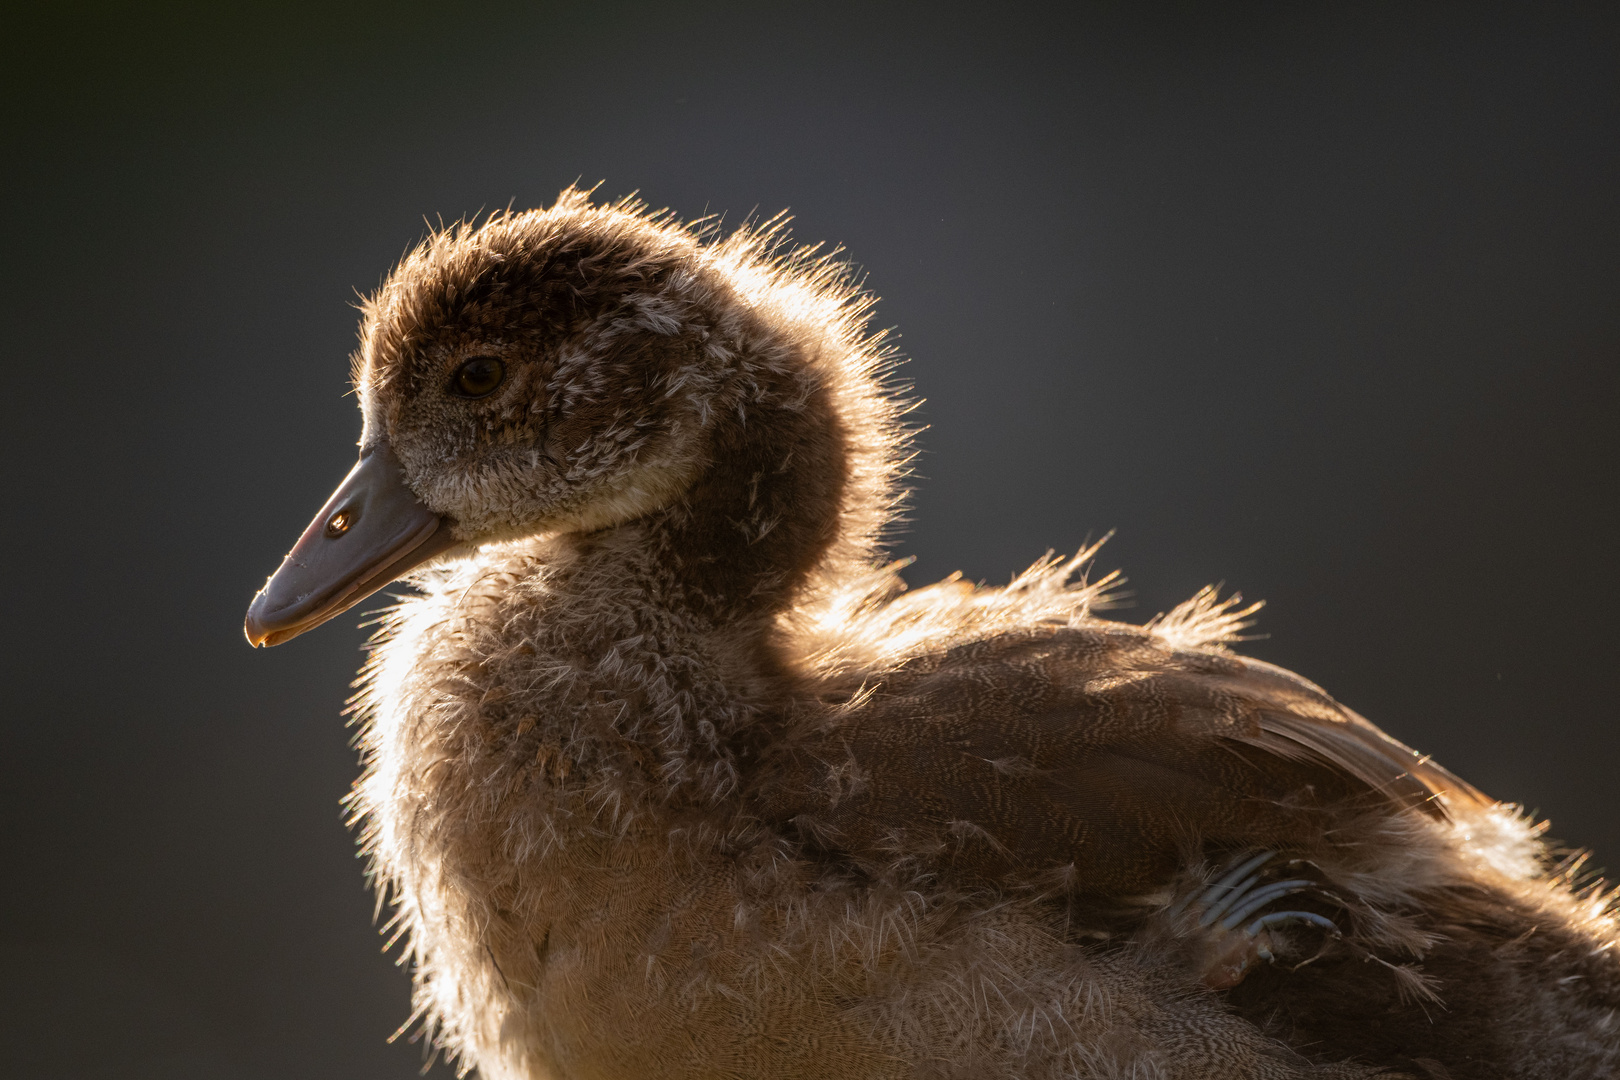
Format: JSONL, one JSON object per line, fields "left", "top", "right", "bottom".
{"left": 248, "top": 189, "right": 1620, "bottom": 1080}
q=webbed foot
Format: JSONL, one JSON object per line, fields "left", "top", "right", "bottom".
{"left": 1169, "top": 851, "right": 1342, "bottom": 989}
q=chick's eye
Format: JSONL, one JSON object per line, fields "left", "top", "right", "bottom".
{"left": 453, "top": 355, "right": 505, "bottom": 398}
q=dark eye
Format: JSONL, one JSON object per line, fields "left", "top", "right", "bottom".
{"left": 452, "top": 355, "right": 505, "bottom": 398}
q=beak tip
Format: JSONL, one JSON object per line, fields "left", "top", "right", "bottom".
{"left": 244, "top": 592, "right": 278, "bottom": 647}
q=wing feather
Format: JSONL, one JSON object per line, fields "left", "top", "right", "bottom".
{"left": 1212, "top": 655, "right": 1491, "bottom": 816}
{"left": 761, "top": 624, "right": 1491, "bottom": 897}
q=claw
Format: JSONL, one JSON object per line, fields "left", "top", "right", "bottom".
{"left": 1218, "top": 879, "right": 1312, "bottom": 930}
{"left": 1199, "top": 871, "right": 1263, "bottom": 925}
{"left": 1246, "top": 909, "right": 1339, "bottom": 937}
{"left": 1168, "top": 850, "right": 1275, "bottom": 920}
{"left": 1164, "top": 851, "right": 1342, "bottom": 989}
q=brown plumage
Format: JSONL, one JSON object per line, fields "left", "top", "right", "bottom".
{"left": 246, "top": 189, "right": 1620, "bottom": 1079}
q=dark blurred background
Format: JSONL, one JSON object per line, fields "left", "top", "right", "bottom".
{"left": 1, "top": 2, "right": 1616, "bottom": 1076}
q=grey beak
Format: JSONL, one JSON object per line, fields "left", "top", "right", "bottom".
{"left": 244, "top": 441, "right": 458, "bottom": 647}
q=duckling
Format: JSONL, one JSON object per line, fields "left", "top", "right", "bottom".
{"left": 246, "top": 189, "right": 1619, "bottom": 1080}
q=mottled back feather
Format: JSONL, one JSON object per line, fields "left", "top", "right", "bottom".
{"left": 760, "top": 622, "right": 1486, "bottom": 900}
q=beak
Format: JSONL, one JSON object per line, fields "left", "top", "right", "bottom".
{"left": 244, "top": 441, "right": 459, "bottom": 647}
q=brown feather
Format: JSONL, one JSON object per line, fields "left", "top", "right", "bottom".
{"left": 759, "top": 624, "right": 1481, "bottom": 899}
{"left": 249, "top": 189, "right": 1620, "bottom": 1080}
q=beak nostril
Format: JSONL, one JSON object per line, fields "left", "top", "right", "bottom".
{"left": 325, "top": 509, "right": 355, "bottom": 538}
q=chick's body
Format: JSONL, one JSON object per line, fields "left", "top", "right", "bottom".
{"left": 251, "top": 191, "right": 1620, "bottom": 1080}
{"left": 360, "top": 540, "right": 1370, "bottom": 1080}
